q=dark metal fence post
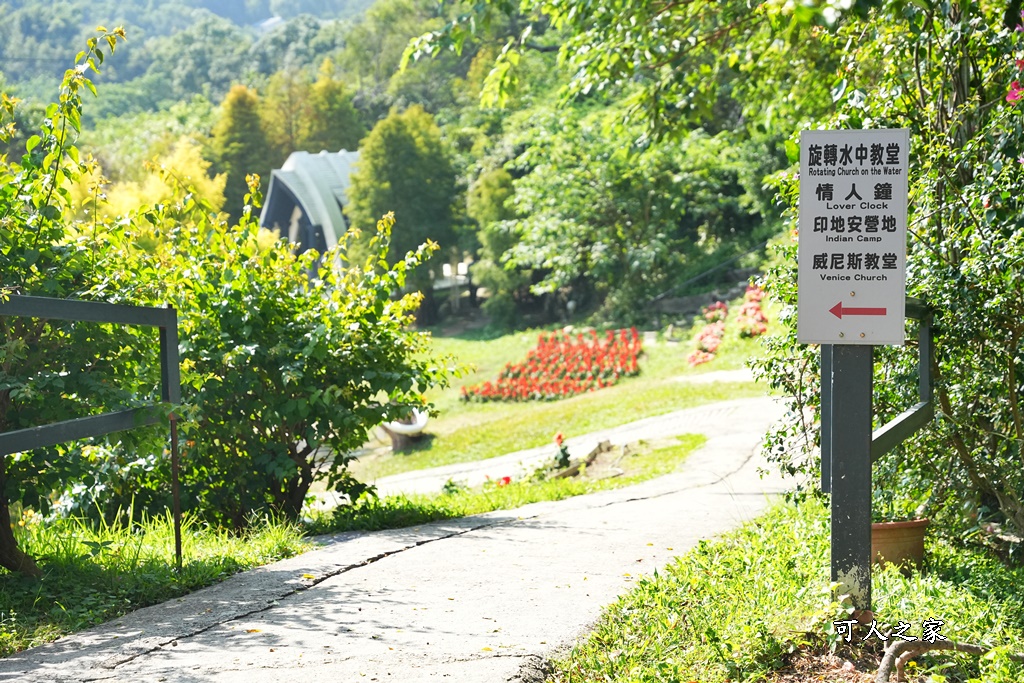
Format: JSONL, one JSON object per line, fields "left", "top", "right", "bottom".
{"left": 821, "top": 344, "right": 833, "bottom": 494}
{"left": 830, "top": 345, "right": 874, "bottom": 611}
{"left": 159, "top": 306, "right": 183, "bottom": 572}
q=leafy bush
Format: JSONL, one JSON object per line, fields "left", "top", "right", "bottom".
{"left": 1, "top": 32, "right": 452, "bottom": 575}
{"left": 754, "top": 4, "right": 1024, "bottom": 540}
{"left": 160, "top": 202, "right": 450, "bottom": 527}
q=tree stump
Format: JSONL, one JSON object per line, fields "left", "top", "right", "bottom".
{"left": 381, "top": 424, "right": 423, "bottom": 452}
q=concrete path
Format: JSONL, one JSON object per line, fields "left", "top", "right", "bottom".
{"left": 0, "top": 395, "right": 788, "bottom": 683}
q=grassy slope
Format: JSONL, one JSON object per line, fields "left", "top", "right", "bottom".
{"left": 353, "top": 308, "right": 770, "bottom": 481}
{"left": 315, "top": 434, "right": 705, "bottom": 533}
{"left": 552, "top": 499, "right": 1024, "bottom": 682}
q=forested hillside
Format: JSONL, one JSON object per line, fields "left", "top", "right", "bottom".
{"left": 0, "top": 0, "right": 371, "bottom": 109}
{"left": 0, "top": 0, "right": 791, "bottom": 328}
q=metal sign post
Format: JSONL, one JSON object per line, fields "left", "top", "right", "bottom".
{"left": 798, "top": 129, "right": 910, "bottom": 611}
{"left": 826, "top": 345, "right": 874, "bottom": 608}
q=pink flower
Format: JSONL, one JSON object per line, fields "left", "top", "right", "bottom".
{"left": 1008, "top": 81, "right": 1023, "bottom": 104}
{"left": 687, "top": 350, "right": 715, "bottom": 366}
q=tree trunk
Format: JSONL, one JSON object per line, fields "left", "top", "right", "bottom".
{"left": 380, "top": 424, "right": 422, "bottom": 452}
{"left": 0, "top": 497, "right": 41, "bottom": 577}
{"left": 281, "top": 450, "right": 315, "bottom": 522}
{"left": 415, "top": 287, "right": 438, "bottom": 327}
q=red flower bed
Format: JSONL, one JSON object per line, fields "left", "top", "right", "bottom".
{"left": 688, "top": 303, "right": 729, "bottom": 367}
{"left": 461, "top": 328, "right": 643, "bottom": 402}
{"left": 737, "top": 285, "right": 768, "bottom": 338}
{"left": 686, "top": 285, "right": 769, "bottom": 367}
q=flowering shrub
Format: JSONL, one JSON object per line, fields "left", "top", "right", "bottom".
{"left": 736, "top": 285, "right": 769, "bottom": 338}
{"left": 686, "top": 349, "right": 716, "bottom": 366}
{"left": 687, "top": 302, "right": 729, "bottom": 366}
{"left": 696, "top": 322, "right": 726, "bottom": 352}
{"left": 685, "top": 288, "right": 768, "bottom": 366}
{"left": 1007, "top": 54, "right": 1023, "bottom": 103}
{"left": 703, "top": 301, "right": 728, "bottom": 322}
{"left": 461, "top": 328, "right": 642, "bottom": 402}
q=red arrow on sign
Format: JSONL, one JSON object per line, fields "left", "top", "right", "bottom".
{"left": 830, "top": 302, "right": 887, "bottom": 319}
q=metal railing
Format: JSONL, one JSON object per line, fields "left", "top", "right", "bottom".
{"left": 0, "top": 294, "right": 184, "bottom": 569}
{"left": 821, "top": 296, "right": 934, "bottom": 493}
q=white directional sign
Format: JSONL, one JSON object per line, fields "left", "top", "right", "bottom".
{"left": 797, "top": 129, "right": 910, "bottom": 346}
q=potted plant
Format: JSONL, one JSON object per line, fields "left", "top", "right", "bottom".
{"left": 871, "top": 472, "right": 930, "bottom": 571}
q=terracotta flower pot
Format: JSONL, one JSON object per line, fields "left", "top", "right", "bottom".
{"left": 871, "top": 518, "right": 929, "bottom": 570}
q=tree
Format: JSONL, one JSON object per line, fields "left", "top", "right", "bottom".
{"left": 339, "top": 0, "right": 431, "bottom": 86}
{"left": 338, "top": 0, "right": 461, "bottom": 119}
{"left": 490, "top": 104, "right": 772, "bottom": 322}
{"left": 88, "top": 137, "right": 227, "bottom": 217}
{"left": 752, "top": 1, "right": 1024, "bottom": 542}
{"left": 142, "top": 11, "right": 252, "bottom": 103}
{"left": 248, "top": 14, "right": 346, "bottom": 76}
{"left": 260, "top": 69, "right": 311, "bottom": 165}
{"left": 346, "top": 105, "right": 457, "bottom": 322}
{"left": 405, "top": 0, "right": 839, "bottom": 141}
{"left": 210, "top": 84, "right": 272, "bottom": 222}
{"left": 302, "top": 60, "right": 365, "bottom": 152}
{"left": 81, "top": 95, "right": 217, "bottom": 183}
{"left": 259, "top": 63, "right": 365, "bottom": 164}
{"left": 467, "top": 165, "right": 532, "bottom": 328}
{"left": 2, "top": 33, "right": 454, "bottom": 568}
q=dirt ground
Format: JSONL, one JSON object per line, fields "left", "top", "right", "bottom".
{"left": 769, "top": 650, "right": 879, "bottom": 682}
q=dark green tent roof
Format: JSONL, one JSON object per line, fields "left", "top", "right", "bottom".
{"left": 259, "top": 150, "right": 359, "bottom": 253}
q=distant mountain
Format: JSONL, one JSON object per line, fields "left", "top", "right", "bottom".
{"left": 0, "top": 0, "right": 372, "bottom": 85}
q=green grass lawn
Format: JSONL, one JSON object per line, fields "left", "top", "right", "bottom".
{"left": 551, "top": 498, "right": 1024, "bottom": 682}
{"left": 0, "top": 512, "right": 309, "bottom": 657}
{"left": 352, "top": 304, "right": 772, "bottom": 481}
{"left": 311, "top": 434, "right": 705, "bottom": 533}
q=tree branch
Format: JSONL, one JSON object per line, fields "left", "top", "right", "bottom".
{"left": 522, "top": 41, "right": 560, "bottom": 53}
{"left": 876, "top": 638, "right": 1024, "bottom": 682}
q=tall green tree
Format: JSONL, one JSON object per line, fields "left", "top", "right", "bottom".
{"left": 260, "top": 69, "right": 310, "bottom": 166}
{"left": 303, "top": 60, "right": 365, "bottom": 152}
{"left": 210, "top": 84, "right": 272, "bottom": 221}
{"left": 346, "top": 105, "right": 457, "bottom": 322}
{"left": 749, "top": 1, "right": 1024, "bottom": 541}
{"left": 406, "top": 0, "right": 838, "bottom": 141}
{"left": 492, "top": 105, "right": 773, "bottom": 322}
{"left": 259, "top": 63, "right": 364, "bottom": 161}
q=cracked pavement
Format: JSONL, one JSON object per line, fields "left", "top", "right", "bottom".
{"left": 0, "top": 394, "right": 788, "bottom": 682}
